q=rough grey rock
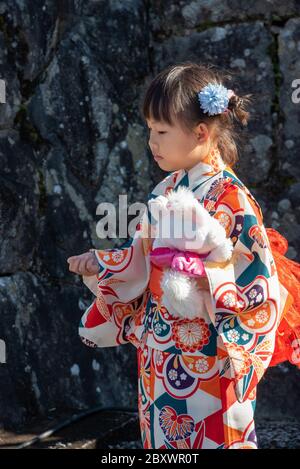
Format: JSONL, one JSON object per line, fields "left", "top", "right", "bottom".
{"left": 0, "top": 271, "right": 139, "bottom": 429}
{"left": 288, "top": 183, "right": 300, "bottom": 206}
{"left": 0, "top": 1, "right": 299, "bottom": 434}
{"left": 279, "top": 19, "right": 300, "bottom": 180}
{"left": 0, "top": 33, "right": 22, "bottom": 126}
{"left": 0, "top": 130, "right": 39, "bottom": 273}
{"left": 149, "top": 1, "right": 300, "bottom": 33}
{"left": 256, "top": 363, "right": 300, "bottom": 421}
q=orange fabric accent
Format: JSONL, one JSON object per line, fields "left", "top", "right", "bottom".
{"left": 199, "top": 375, "right": 221, "bottom": 400}
{"left": 219, "top": 186, "right": 241, "bottom": 213}
{"left": 266, "top": 228, "right": 300, "bottom": 369}
{"left": 223, "top": 424, "right": 244, "bottom": 447}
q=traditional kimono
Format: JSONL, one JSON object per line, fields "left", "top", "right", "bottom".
{"left": 79, "top": 146, "right": 284, "bottom": 449}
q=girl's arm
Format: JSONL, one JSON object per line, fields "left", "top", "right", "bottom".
{"left": 201, "top": 182, "right": 281, "bottom": 403}
{"left": 77, "top": 212, "right": 151, "bottom": 348}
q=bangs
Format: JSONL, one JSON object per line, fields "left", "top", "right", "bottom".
{"left": 142, "top": 65, "right": 195, "bottom": 128}
{"left": 142, "top": 81, "right": 177, "bottom": 126}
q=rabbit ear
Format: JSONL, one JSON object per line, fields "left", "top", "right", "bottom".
{"left": 148, "top": 195, "right": 168, "bottom": 224}
{"left": 148, "top": 194, "right": 168, "bottom": 209}
{"left": 166, "top": 186, "right": 197, "bottom": 208}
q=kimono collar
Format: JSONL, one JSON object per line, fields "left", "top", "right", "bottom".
{"left": 176, "top": 146, "right": 227, "bottom": 189}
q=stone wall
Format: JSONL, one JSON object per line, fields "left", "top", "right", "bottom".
{"left": 0, "top": 1, "right": 299, "bottom": 429}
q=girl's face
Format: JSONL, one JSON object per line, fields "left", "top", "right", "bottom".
{"left": 146, "top": 116, "right": 211, "bottom": 172}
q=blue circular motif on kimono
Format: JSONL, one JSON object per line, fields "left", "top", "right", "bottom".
{"left": 198, "top": 83, "right": 230, "bottom": 116}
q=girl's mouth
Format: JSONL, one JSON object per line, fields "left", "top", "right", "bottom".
{"left": 154, "top": 155, "right": 163, "bottom": 161}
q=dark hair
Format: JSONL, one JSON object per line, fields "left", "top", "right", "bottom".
{"left": 140, "top": 62, "right": 252, "bottom": 167}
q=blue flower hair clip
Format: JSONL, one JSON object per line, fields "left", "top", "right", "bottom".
{"left": 197, "top": 83, "right": 234, "bottom": 116}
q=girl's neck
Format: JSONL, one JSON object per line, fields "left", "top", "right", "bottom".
{"left": 184, "top": 141, "right": 218, "bottom": 172}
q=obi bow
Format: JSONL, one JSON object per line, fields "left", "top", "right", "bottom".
{"left": 149, "top": 247, "right": 210, "bottom": 278}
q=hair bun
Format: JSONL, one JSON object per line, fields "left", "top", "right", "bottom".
{"left": 228, "top": 94, "right": 243, "bottom": 111}
{"left": 227, "top": 92, "right": 251, "bottom": 126}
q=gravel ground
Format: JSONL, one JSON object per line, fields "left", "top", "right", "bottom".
{"left": 0, "top": 411, "right": 299, "bottom": 449}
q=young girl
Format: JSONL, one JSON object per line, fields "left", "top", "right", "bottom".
{"left": 67, "top": 62, "right": 300, "bottom": 449}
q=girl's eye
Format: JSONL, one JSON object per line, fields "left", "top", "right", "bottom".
{"left": 148, "top": 129, "right": 166, "bottom": 134}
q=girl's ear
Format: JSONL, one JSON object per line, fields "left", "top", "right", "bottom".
{"left": 194, "top": 122, "right": 209, "bottom": 144}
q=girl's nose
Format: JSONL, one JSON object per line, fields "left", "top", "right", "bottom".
{"left": 148, "top": 137, "right": 158, "bottom": 152}
{"left": 148, "top": 133, "right": 156, "bottom": 147}
{"left": 149, "top": 142, "right": 157, "bottom": 153}
{"left": 150, "top": 145, "right": 159, "bottom": 156}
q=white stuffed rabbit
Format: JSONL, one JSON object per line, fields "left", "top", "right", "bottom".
{"left": 148, "top": 186, "right": 233, "bottom": 320}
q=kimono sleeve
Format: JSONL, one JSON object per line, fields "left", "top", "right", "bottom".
{"left": 203, "top": 182, "right": 281, "bottom": 403}
{"left": 78, "top": 212, "right": 151, "bottom": 348}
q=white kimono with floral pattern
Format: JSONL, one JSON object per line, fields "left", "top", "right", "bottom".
{"left": 79, "top": 147, "right": 283, "bottom": 449}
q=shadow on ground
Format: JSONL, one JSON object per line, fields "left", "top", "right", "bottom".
{"left": 0, "top": 410, "right": 299, "bottom": 449}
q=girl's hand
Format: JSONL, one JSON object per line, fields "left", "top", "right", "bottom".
{"left": 67, "top": 251, "right": 100, "bottom": 276}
